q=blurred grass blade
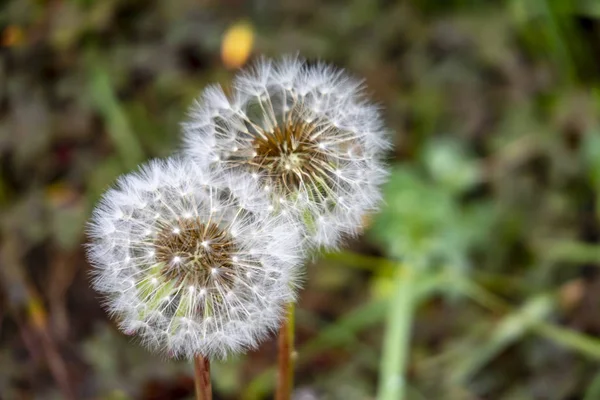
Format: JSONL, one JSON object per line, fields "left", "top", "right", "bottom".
{"left": 465, "top": 279, "right": 600, "bottom": 359}
{"left": 584, "top": 370, "right": 600, "bottom": 400}
{"left": 450, "top": 294, "right": 554, "bottom": 384}
{"left": 578, "top": 0, "right": 600, "bottom": 18}
{"left": 582, "top": 128, "right": 600, "bottom": 217}
{"left": 457, "top": 279, "right": 600, "bottom": 382}
{"left": 377, "top": 266, "right": 417, "bottom": 400}
{"left": 302, "top": 299, "right": 387, "bottom": 360}
{"left": 88, "top": 65, "right": 144, "bottom": 170}
{"left": 536, "top": 240, "right": 600, "bottom": 264}
{"left": 323, "top": 250, "right": 396, "bottom": 275}
{"left": 508, "top": 0, "right": 575, "bottom": 82}
{"left": 533, "top": 322, "right": 600, "bottom": 360}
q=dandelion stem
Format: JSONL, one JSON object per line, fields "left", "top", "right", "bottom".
{"left": 377, "top": 266, "right": 416, "bottom": 400}
{"left": 193, "top": 354, "right": 212, "bottom": 400}
{"left": 276, "top": 302, "right": 295, "bottom": 400}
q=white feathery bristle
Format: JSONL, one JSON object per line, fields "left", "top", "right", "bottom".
{"left": 87, "top": 157, "right": 302, "bottom": 359}
{"left": 183, "top": 56, "right": 390, "bottom": 250}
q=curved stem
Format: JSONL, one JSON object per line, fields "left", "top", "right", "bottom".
{"left": 194, "top": 354, "right": 212, "bottom": 400}
{"left": 276, "top": 302, "right": 296, "bottom": 400}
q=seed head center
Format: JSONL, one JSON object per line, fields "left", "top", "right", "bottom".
{"left": 154, "top": 219, "right": 235, "bottom": 286}
{"left": 251, "top": 118, "right": 328, "bottom": 192}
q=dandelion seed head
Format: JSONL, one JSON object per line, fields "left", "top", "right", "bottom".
{"left": 183, "top": 56, "right": 390, "bottom": 250}
{"left": 87, "top": 158, "right": 302, "bottom": 359}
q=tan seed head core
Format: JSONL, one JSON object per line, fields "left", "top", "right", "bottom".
{"left": 245, "top": 117, "right": 332, "bottom": 195}
{"left": 154, "top": 218, "right": 236, "bottom": 288}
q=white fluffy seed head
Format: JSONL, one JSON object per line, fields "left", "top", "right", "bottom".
{"left": 87, "top": 157, "right": 302, "bottom": 359}
{"left": 183, "top": 55, "right": 390, "bottom": 250}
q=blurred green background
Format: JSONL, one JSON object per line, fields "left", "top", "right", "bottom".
{"left": 2, "top": 0, "right": 600, "bottom": 399}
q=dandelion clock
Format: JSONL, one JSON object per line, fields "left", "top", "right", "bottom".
{"left": 183, "top": 56, "right": 390, "bottom": 250}
{"left": 86, "top": 157, "right": 302, "bottom": 400}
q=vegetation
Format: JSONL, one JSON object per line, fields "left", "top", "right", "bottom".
{"left": 1, "top": 0, "right": 600, "bottom": 398}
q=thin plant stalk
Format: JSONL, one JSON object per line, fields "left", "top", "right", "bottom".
{"left": 377, "top": 266, "right": 417, "bottom": 400}
{"left": 276, "top": 302, "right": 296, "bottom": 400}
{"left": 193, "top": 354, "right": 212, "bottom": 400}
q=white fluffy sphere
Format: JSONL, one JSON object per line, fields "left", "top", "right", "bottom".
{"left": 87, "top": 157, "right": 302, "bottom": 359}
{"left": 183, "top": 56, "right": 390, "bottom": 250}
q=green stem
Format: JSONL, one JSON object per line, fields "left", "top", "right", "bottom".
{"left": 377, "top": 266, "right": 416, "bottom": 400}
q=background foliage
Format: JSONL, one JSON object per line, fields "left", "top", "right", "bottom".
{"left": 2, "top": 0, "right": 600, "bottom": 399}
